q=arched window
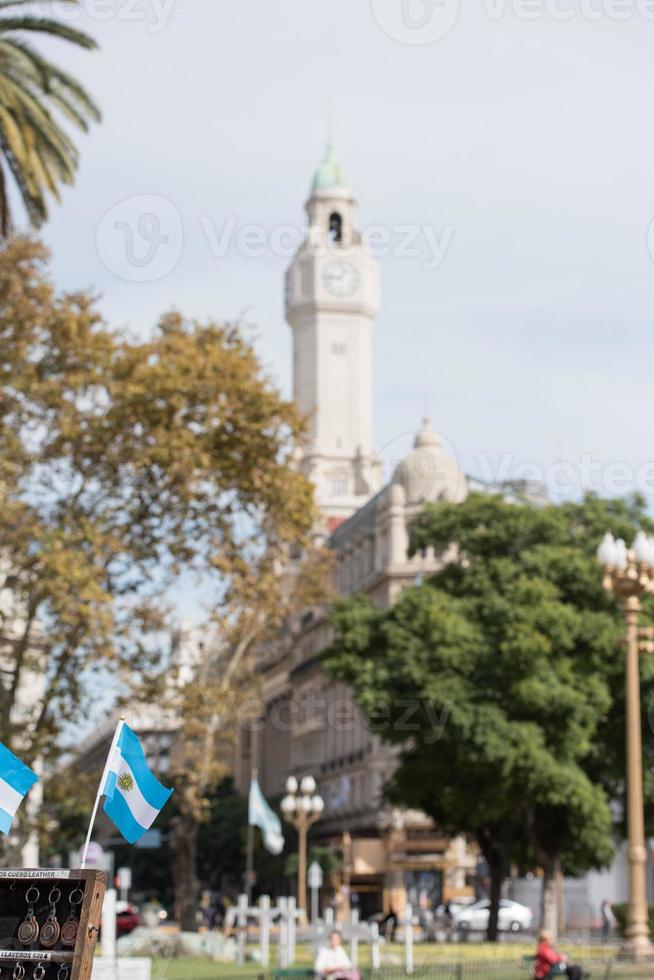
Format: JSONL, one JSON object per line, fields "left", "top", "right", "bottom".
{"left": 329, "top": 211, "right": 343, "bottom": 243}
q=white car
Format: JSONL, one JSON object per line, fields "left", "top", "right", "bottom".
{"left": 453, "top": 898, "right": 533, "bottom": 933}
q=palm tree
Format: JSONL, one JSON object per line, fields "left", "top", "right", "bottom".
{"left": 0, "top": 0, "right": 100, "bottom": 235}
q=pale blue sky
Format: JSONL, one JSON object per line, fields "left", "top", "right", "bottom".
{"left": 31, "top": 0, "right": 654, "bottom": 524}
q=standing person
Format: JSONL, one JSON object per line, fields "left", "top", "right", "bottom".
{"left": 534, "top": 930, "right": 582, "bottom": 980}
{"left": 381, "top": 909, "right": 397, "bottom": 942}
{"left": 314, "top": 929, "right": 360, "bottom": 980}
{"left": 600, "top": 899, "right": 614, "bottom": 941}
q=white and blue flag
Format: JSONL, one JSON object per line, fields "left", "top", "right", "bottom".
{"left": 0, "top": 743, "right": 38, "bottom": 836}
{"left": 102, "top": 722, "right": 173, "bottom": 845}
{"left": 249, "top": 776, "right": 284, "bottom": 855}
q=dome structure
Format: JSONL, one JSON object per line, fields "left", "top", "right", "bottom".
{"left": 310, "top": 142, "right": 351, "bottom": 196}
{"left": 391, "top": 419, "right": 467, "bottom": 505}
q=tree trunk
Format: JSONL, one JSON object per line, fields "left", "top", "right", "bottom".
{"left": 170, "top": 814, "right": 200, "bottom": 933}
{"left": 540, "top": 854, "right": 561, "bottom": 940}
{"left": 476, "top": 828, "right": 504, "bottom": 943}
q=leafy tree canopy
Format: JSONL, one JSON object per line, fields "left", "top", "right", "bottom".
{"left": 325, "top": 492, "right": 654, "bottom": 933}
{"left": 0, "top": 237, "right": 315, "bottom": 764}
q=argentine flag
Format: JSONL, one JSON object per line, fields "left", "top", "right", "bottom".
{"left": 0, "top": 743, "right": 38, "bottom": 836}
{"left": 102, "top": 722, "right": 173, "bottom": 844}
{"left": 249, "top": 776, "right": 284, "bottom": 855}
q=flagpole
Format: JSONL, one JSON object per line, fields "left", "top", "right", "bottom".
{"left": 80, "top": 716, "right": 125, "bottom": 869}
{"left": 245, "top": 726, "right": 259, "bottom": 905}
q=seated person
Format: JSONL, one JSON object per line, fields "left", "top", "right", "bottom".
{"left": 314, "top": 929, "right": 360, "bottom": 980}
{"left": 535, "top": 930, "right": 582, "bottom": 980}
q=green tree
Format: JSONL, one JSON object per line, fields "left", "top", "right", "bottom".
{"left": 0, "top": 1, "right": 100, "bottom": 234}
{"left": 0, "top": 237, "right": 316, "bottom": 865}
{"left": 325, "top": 492, "right": 654, "bottom": 939}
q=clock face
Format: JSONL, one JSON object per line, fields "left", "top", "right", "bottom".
{"left": 322, "top": 260, "right": 359, "bottom": 298}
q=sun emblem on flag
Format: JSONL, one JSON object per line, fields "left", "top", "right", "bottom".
{"left": 118, "top": 772, "right": 134, "bottom": 792}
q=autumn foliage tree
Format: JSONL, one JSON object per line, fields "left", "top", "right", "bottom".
{"left": 0, "top": 237, "right": 320, "bottom": 873}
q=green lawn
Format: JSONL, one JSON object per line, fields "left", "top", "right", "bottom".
{"left": 145, "top": 941, "right": 654, "bottom": 980}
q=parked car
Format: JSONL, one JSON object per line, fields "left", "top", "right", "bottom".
{"left": 441, "top": 897, "right": 476, "bottom": 916}
{"left": 453, "top": 898, "right": 533, "bottom": 933}
{"left": 116, "top": 902, "right": 140, "bottom": 937}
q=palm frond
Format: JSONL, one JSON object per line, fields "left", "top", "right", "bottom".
{"left": 0, "top": 37, "right": 101, "bottom": 122}
{"left": 0, "top": 18, "right": 97, "bottom": 51}
{"left": 0, "top": 1, "right": 81, "bottom": 10}
{"left": 0, "top": 4, "right": 99, "bottom": 232}
{"left": 0, "top": 74, "right": 78, "bottom": 159}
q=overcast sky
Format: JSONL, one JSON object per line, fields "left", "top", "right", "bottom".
{"left": 32, "top": 0, "right": 654, "bottom": 513}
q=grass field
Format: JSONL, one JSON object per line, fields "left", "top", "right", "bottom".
{"left": 142, "top": 940, "right": 654, "bottom": 980}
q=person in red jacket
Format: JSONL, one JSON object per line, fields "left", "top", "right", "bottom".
{"left": 535, "top": 930, "right": 582, "bottom": 980}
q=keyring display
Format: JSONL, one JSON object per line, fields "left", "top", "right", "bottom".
{"left": 39, "top": 889, "right": 61, "bottom": 950}
{"left": 0, "top": 869, "right": 105, "bottom": 980}
{"left": 17, "top": 888, "right": 40, "bottom": 946}
{"left": 59, "top": 889, "right": 83, "bottom": 950}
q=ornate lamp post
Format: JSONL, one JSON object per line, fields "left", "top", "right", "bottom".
{"left": 597, "top": 531, "right": 654, "bottom": 960}
{"left": 281, "top": 775, "right": 324, "bottom": 918}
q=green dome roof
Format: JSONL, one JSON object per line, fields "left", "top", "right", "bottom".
{"left": 311, "top": 143, "right": 350, "bottom": 193}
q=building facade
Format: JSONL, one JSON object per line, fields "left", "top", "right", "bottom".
{"left": 236, "top": 145, "right": 476, "bottom": 917}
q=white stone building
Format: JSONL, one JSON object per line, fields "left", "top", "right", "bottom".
{"left": 236, "top": 144, "right": 478, "bottom": 916}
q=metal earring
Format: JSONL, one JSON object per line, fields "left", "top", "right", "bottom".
{"left": 12, "top": 965, "right": 25, "bottom": 980}
{"left": 40, "top": 887, "right": 61, "bottom": 949}
{"left": 32, "top": 965, "right": 45, "bottom": 980}
{"left": 17, "top": 886, "right": 40, "bottom": 946}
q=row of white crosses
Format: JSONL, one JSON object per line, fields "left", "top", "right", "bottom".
{"left": 226, "top": 895, "right": 410, "bottom": 972}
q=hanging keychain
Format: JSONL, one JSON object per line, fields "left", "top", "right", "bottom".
{"left": 60, "top": 888, "right": 83, "bottom": 948}
{"left": 40, "top": 887, "right": 61, "bottom": 949}
{"left": 17, "top": 887, "right": 40, "bottom": 945}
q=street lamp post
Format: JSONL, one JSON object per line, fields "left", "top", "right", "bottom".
{"left": 597, "top": 531, "right": 654, "bottom": 960}
{"left": 281, "top": 775, "right": 324, "bottom": 919}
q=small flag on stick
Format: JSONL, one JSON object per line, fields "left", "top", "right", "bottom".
{"left": 81, "top": 719, "right": 173, "bottom": 866}
{"left": 0, "top": 743, "right": 38, "bottom": 836}
{"left": 102, "top": 722, "right": 173, "bottom": 845}
{"left": 249, "top": 776, "right": 284, "bottom": 855}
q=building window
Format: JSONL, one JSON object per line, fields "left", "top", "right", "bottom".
{"left": 329, "top": 212, "right": 343, "bottom": 243}
{"left": 331, "top": 479, "right": 348, "bottom": 497}
{"left": 332, "top": 343, "right": 347, "bottom": 356}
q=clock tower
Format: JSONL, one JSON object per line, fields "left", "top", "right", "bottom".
{"left": 286, "top": 144, "right": 382, "bottom": 532}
